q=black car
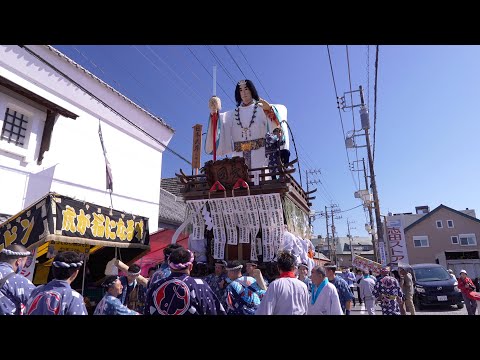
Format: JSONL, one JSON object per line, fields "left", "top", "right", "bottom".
{"left": 411, "top": 263, "right": 464, "bottom": 310}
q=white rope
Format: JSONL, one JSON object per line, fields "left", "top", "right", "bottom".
{"left": 52, "top": 261, "right": 83, "bottom": 268}
{"left": 1, "top": 249, "right": 31, "bottom": 257}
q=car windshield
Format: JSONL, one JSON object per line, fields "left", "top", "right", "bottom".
{"left": 413, "top": 267, "right": 451, "bottom": 282}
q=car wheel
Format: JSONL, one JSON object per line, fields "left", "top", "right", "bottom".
{"left": 457, "top": 302, "right": 464, "bottom": 310}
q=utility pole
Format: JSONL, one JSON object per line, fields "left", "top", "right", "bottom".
{"left": 330, "top": 205, "right": 341, "bottom": 266}
{"left": 305, "top": 169, "right": 321, "bottom": 230}
{"left": 347, "top": 218, "right": 354, "bottom": 266}
{"left": 362, "top": 158, "right": 377, "bottom": 262}
{"left": 325, "top": 206, "right": 330, "bottom": 260}
{"left": 359, "top": 85, "right": 385, "bottom": 265}
{"left": 350, "top": 158, "right": 377, "bottom": 262}
{"left": 331, "top": 208, "right": 336, "bottom": 265}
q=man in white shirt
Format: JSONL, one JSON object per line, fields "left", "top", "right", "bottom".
{"left": 308, "top": 266, "right": 343, "bottom": 315}
{"left": 256, "top": 251, "right": 309, "bottom": 315}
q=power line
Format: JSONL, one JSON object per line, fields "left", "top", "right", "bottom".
{"left": 339, "top": 204, "right": 363, "bottom": 213}
{"left": 367, "top": 45, "right": 370, "bottom": 109}
{"left": 145, "top": 45, "right": 206, "bottom": 104}
{"left": 373, "top": 45, "right": 379, "bottom": 163}
{"left": 70, "top": 46, "right": 193, "bottom": 150}
{"left": 186, "top": 46, "right": 235, "bottom": 106}
{"left": 346, "top": 45, "right": 362, "bottom": 192}
{"left": 171, "top": 46, "right": 210, "bottom": 92}
{"left": 132, "top": 45, "right": 201, "bottom": 108}
{"left": 224, "top": 46, "right": 248, "bottom": 79}
{"left": 326, "top": 45, "right": 359, "bottom": 192}
{"left": 70, "top": 46, "right": 150, "bottom": 111}
{"left": 206, "top": 45, "right": 237, "bottom": 86}
{"left": 236, "top": 45, "right": 274, "bottom": 102}
{"left": 22, "top": 45, "right": 192, "bottom": 166}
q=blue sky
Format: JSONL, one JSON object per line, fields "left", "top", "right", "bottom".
{"left": 53, "top": 45, "right": 480, "bottom": 239}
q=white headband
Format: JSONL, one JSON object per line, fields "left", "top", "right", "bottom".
{"left": 226, "top": 264, "right": 243, "bottom": 271}
{"left": 52, "top": 261, "right": 83, "bottom": 268}
{"left": 1, "top": 248, "right": 31, "bottom": 257}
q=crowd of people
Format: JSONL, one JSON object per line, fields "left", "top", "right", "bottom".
{"left": 7, "top": 242, "right": 479, "bottom": 316}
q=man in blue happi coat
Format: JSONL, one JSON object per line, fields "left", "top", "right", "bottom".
{"left": 145, "top": 248, "right": 226, "bottom": 315}
{"left": 94, "top": 275, "right": 139, "bottom": 315}
{"left": 26, "top": 251, "right": 87, "bottom": 315}
{"left": 0, "top": 244, "right": 36, "bottom": 315}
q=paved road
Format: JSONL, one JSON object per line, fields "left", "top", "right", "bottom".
{"left": 350, "top": 302, "right": 468, "bottom": 315}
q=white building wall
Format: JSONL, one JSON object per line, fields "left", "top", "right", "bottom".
{"left": 0, "top": 45, "right": 174, "bottom": 233}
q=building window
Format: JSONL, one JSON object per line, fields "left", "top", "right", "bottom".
{"left": 459, "top": 234, "right": 477, "bottom": 246}
{"left": 451, "top": 236, "right": 458, "bottom": 244}
{"left": 436, "top": 220, "right": 443, "bottom": 229}
{"left": 1, "top": 107, "right": 28, "bottom": 147}
{"left": 447, "top": 220, "right": 454, "bottom": 228}
{"left": 413, "top": 236, "right": 429, "bottom": 248}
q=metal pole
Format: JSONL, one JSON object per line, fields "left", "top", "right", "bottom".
{"left": 360, "top": 85, "right": 384, "bottom": 264}
{"left": 347, "top": 219, "right": 354, "bottom": 266}
{"left": 331, "top": 209, "right": 336, "bottom": 265}
{"left": 81, "top": 253, "right": 87, "bottom": 296}
{"left": 306, "top": 170, "right": 311, "bottom": 228}
{"left": 213, "top": 65, "right": 217, "bottom": 96}
{"left": 362, "top": 157, "right": 378, "bottom": 262}
{"left": 325, "top": 206, "right": 330, "bottom": 261}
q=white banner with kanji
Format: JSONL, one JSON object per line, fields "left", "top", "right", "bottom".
{"left": 386, "top": 219, "right": 409, "bottom": 264}
{"left": 352, "top": 255, "right": 382, "bottom": 275}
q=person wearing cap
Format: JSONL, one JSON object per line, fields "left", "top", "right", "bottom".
{"left": 256, "top": 251, "right": 309, "bottom": 315}
{"left": 225, "top": 260, "right": 265, "bottom": 315}
{"left": 308, "top": 266, "right": 343, "bottom": 315}
{"left": 94, "top": 275, "right": 139, "bottom": 315}
{"left": 297, "top": 262, "right": 312, "bottom": 293}
{"left": 25, "top": 251, "right": 87, "bottom": 315}
{"left": 145, "top": 248, "right": 226, "bottom": 315}
{"left": 0, "top": 244, "right": 36, "bottom": 315}
{"left": 204, "top": 260, "right": 228, "bottom": 308}
{"left": 372, "top": 266, "right": 404, "bottom": 315}
{"left": 458, "top": 269, "right": 477, "bottom": 315}
{"left": 325, "top": 264, "right": 354, "bottom": 315}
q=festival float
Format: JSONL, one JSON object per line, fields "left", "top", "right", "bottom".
{"left": 172, "top": 80, "right": 319, "bottom": 274}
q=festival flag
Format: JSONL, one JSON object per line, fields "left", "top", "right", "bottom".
{"left": 98, "top": 121, "right": 113, "bottom": 191}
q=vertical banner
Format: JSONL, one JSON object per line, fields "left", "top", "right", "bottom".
{"left": 255, "top": 194, "right": 284, "bottom": 261}
{"left": 98, "top": 121, "right": 113, "bottom": 191}
{"left": 208, "top": 199, "right": 226, "bottom": 259}
{"left": 187, "top": 200, "right": 206, "bottom": 240}
{"left": 219, "top": 198, "right": 237, "bottom": 245}
{"left": 232, "top": 197, "right": 249, "bottom": 244}
{"left": 244, "top": 196, "right": 260, "bottom": 246}
{"left": 378, "top": 242, "right": 387, "bottom": 266}
{"left": 267, "top": 194, "right": 284, "bottom": 253}
{"left": 386, "top": 219, "right": 409, "bottom": 265}
{"left": 192, "top": 124, "right": 203, "bottom": 171}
